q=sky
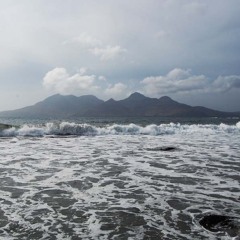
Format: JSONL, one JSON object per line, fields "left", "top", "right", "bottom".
{"left": 0, "top": 0, "right": 240, "bottom": 112}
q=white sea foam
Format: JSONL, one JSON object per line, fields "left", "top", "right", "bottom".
{"left": 0, "top": 124, "right": 239, "bottom": 239}
{"left": 1, "top": 121, "right": 240, "bottom": 137}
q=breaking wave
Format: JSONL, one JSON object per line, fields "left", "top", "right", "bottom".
{"left": 0, "top": 121, "right": 240, "bottom": 137}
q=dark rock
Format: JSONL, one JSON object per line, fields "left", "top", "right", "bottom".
{"left": 146, "top": 146, "right": 177, "bottom": 151}
{"left": 199, "top": 214, "right": 240, "bottom": 237}
{"left": 160, "top": 147, "right": 177, "bottom": 151}
{"left": 0, "top": 123, "right": 13, "bottom": 130}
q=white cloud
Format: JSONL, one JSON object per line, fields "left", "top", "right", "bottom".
{"left": 78, "top": 67, "right": 87, "bottom": 75}
{"left": 42, "top": 68, "right": 129, "bottom": 99}
{"left": 141, "top": 68, "right": 240, "bottom": 96}
{"left": 141, "top": 68, "right": 208, "bottom": 95}
{"left": 90, "top": 45, "right": 127, "bottom": 61}
{"left": 98, "top": 76, "right": 107, "bottom": 81}
{"left": 43, "top": 67, "right": 99, "bottom": 94}
{"left": 63, "top": 33, "right": 101, "bottom": 47}
{"left": 105, "top": 83, "right": 128, "bottom": 98}
{"left": 43, "top": 67, "right": 240, "bottom": 100}
{"left": 63, "top": 32, "right": 126, "bottom": 61}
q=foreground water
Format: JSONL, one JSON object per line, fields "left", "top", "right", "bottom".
{"left": 0, "top": 118, "right": 239, "bottom": 239}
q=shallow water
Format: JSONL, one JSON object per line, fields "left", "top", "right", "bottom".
{"left": 0, "top": 120, "right": 239, "bottom": 239}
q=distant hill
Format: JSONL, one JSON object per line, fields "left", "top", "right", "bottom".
{"left": 0, "top": 92, "right": 239, "bottom": 118}
{"left": 0, "top": 94, "right": 103, "bottom": 118}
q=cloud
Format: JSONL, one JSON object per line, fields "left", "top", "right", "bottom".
{"left": 63, "top": 33, "right": 101, "bottom": 47}
{"left": 43, "top": 68, "right": 130, "bottom": 100}
{"left": 141, "top": 68, "right": 208, "bottom": 95}
{"left": 105, "top": 83, "right": 128, "bottom": 98}
{"left": 1, "top": 1, "right": 240, "bottom": 111}
{"left": 63, "top": 32, "right": 126, "bottom": 61}
{"left": 141, "top": 68, "right": 240, "bottom": 96}
{"left": 90, "top": 45, "right": 127, "bottom": 61}
{"left": 212, "top": 75, "right": 240, "bottom": 92}
{"left": 43, "top": 67, "right": 99, "bottom": 94}
{"left": 98, "top": 76, "right": 107, "bottom": 81}
{"left": 43, "top": 67, "right": 240, "bottom": 100}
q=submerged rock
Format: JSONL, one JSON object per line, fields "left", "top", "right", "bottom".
{"left": 199, "top": 214, "right": 240, "bottom": 237}
{"left": 146, "top": 146, "right": 177, "bottom": 152}
{"left": 0, "top": 123, "right": 13, "bottom": 131}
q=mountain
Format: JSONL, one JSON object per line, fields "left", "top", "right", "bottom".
{"left": 0, "top": 94, "right": 103, "bottom": 118}
{"left": 0, "top": 92, "right": 239, "bottom": 118}
{"left": 83, "top": 98, "right": 131, "bottom": 117}
{"left": 119, "top": 93, "right": 190, "bottom": 116}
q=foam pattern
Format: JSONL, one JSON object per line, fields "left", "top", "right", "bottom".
{"left": 0, "top": 122, "right": 239, "bottom": 239}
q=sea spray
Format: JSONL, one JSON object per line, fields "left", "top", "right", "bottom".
{"left": 33, "top": 120, "right": 240, "bottom": 136}
{"left": 0, "top": 121, "right": 240, "bottom": 137}
{"left": 0, "top": 119, "right": 239, "bottom": 239}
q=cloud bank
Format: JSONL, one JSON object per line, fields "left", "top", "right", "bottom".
{"left": 141, "top": 68, "right": 240, "bottom": 96}
{"left": 43, "top": 68, "right": 129, "bottom": 99}
{"left": 43, "top": 67, "right": 240, "bottom": 104}
{"left": 43, "top": 68, "right": 99, "bottom": 94}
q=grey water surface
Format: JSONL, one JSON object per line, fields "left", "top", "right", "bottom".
{"left": 0, "top": 117, "right": 239, "bottom": 239}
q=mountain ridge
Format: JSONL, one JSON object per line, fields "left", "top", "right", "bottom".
{"left": 0, "top": 93, "right": 239, "bottom": 118}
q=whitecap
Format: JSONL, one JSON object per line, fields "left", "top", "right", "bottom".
{"left": 0, "top": 121, "right": 239, "bottom": 137}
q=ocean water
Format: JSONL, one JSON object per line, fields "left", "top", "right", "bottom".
{"left": 0, "top": 117, "right": 239, "bottom": 240}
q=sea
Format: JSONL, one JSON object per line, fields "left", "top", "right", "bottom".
{"left": 0, "top": 116, "right": 239, "bottom": 240}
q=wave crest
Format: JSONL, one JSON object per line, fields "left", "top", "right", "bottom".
{"left": 0, "top": 121, "right": 240, "bottom": 137}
